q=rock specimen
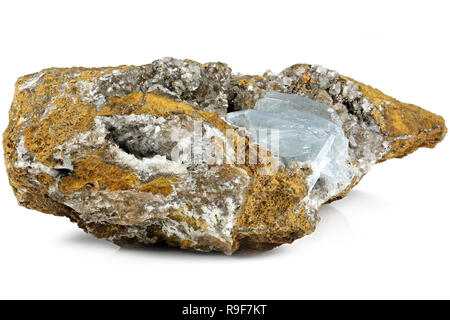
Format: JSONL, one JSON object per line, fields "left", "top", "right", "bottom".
{"left": 3, "top": 58, "right": 446, "bottom": 254}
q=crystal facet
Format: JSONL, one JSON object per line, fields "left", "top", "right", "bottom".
{"left": 226, "top": 91, "right": 353, "bottom": 190}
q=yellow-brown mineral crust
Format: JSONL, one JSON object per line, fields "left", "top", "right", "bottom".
{"left": 3, "top": 58, "right": 446, "bottom": 254}
{"left": 341, "top": 76, "right": 447, "bottom": 162}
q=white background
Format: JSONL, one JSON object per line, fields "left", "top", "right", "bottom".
{"left": 0, "top": 0, "right": 449, "bottom": 299}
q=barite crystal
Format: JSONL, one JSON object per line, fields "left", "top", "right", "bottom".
{"left": 3, "top": 58, "right": 447, "bottom": 254}
{"left": 226, "top": 91, "right": 355, "bottom": 192}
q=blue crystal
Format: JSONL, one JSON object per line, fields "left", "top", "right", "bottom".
{"left": 226, "top": 91, "right": 352, "bottom": 191}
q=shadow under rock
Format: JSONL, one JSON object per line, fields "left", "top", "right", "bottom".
{"left": 305, "top": 203, "right": 353, "bottom": 242}
{"left": 116, "top": 241, "right": 291, "bottom": 260}
{"left": 61, "top": 228, "right": 290, "bottom": 259}
{"left": 333, "top": 189, "right": 393, "bottom": 210}
{"left": 61, "top": 189, "right": 386, "bottom": 258}
{"left": 60, "top": 230, "right": 120, "bottom": 250}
